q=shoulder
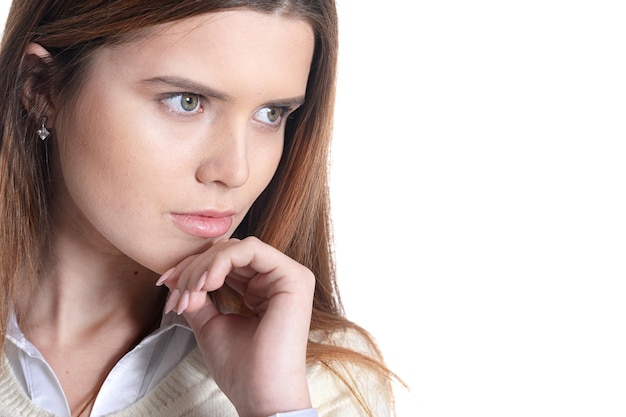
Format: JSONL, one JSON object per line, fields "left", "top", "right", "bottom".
{"left": 327, "top": 326, "right": 382, "bottom": 355}
{"left": 307, "top": 328, "right": 394, "bottom": 417}
{"left": 0, "top": 356, "right": 55, "bottom": 416}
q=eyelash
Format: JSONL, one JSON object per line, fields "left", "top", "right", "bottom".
{"left": 253, "top": 106, "right": 295, "bottom": 127}
{"left": 160, "top": 92, "right": 299, "bottom": 128}
{"left": 161, "top": 93, "right": 205, "bottom": 116}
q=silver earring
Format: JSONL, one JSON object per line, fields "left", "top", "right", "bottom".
{"left": 37, "top": 117, "right": 50, "bottom": 141}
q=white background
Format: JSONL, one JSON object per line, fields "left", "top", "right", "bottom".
{"left": 3, "top": 1, "right": 626, "bottom": 416}
{"left": 332, "top": 1, "right": 625, "bottom": 416}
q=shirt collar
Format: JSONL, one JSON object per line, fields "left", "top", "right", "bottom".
{"left": 6, "top": 309, "right": 194, "bottom": 355}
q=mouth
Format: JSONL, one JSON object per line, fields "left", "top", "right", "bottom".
{"left": 169, "top": 211, "right": 235, "bottom": 239}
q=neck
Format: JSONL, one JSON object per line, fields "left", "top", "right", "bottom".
{"left": 16, "top": 229, "right": 166, "bottom": 349}
{"left": 13, "top": 211, "right": 169, "bottom": 417}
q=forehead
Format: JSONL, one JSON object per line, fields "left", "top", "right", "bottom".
{"left": 87, "top": 10, "right": 315, "bottom": 98}
{"left": 136, "top": 9, "right": 314, "bottom": 52}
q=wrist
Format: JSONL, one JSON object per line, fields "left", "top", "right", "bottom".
{"left": 237, "top": 372, "right": 311, "bottom": 417}
{"left": 268, "top": 409, "right": 318, "bottom": 417}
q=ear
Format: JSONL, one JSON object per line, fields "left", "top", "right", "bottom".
{"left": 20, "top": 43, "right": 56, "bottom": 127}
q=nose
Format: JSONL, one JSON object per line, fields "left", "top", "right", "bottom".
{"left": 195, "top": 121, "right": 249, "bottom": 188}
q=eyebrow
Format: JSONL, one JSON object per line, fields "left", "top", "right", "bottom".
{"left": 142, "top": 76, "right": 229, "bottom": 101}
{"left": 141, "top": 76, "right": 306, "bottom": 108}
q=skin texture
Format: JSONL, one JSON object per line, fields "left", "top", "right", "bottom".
{"left": 18, "top": 10, "right": 316, "bottom": 417}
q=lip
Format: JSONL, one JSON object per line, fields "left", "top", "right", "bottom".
{"left": 170, "top": 211, "right": 235, "bottom": 239}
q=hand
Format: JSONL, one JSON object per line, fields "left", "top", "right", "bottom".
{"left": 157, "top": 237, "right": 315, "bottom": 417}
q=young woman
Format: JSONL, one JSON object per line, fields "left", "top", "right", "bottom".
{"left": 0, "top": 1, "right": 397, "bottom": 416}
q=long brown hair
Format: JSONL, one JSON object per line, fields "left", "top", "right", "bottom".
{"left": 0, "top": 1, "right": 397, "bottom": 414}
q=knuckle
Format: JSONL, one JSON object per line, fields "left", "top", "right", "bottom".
{"left": 241, "top": 235, "right": 261, "bottom": 246}
{"left": 297, "top": 266, "right": 316, "bottom": 292}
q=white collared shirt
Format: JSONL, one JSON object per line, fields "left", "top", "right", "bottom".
{"left": 4, "top": 313, "right": 318, "bottom": 417}
{"left": 5, "top": 312, "right": 196, "bottom": 417}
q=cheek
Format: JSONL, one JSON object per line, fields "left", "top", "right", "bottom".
{"left": 56, "top": 112, "right": 145, "bottom": 210}
{"left": 250, "top": 139, "right": 284, "bottom": 193}
{"left": 52, "top": 130, "right": 185, "bottom": 272}
{"left": 52, "top": 100, "right": 182, "bottom": 261}
{"left": 55, "top": 84, "right": 183, "bottom": 211}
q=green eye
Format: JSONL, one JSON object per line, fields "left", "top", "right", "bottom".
{"left": 163, "top": 93, "right": 203, "bottom": 115}
{"left": 266, "top": 106, "right": 281, "bottom": 123}
{"left": 254, "top": 106, "right": 284, "bottom": 126}
{"left": 180, "top": 93, "right": 200, "bottom": 112}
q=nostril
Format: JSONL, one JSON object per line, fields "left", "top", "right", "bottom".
{"left": 195, "top": 152, "right": 249, "bottom": 188}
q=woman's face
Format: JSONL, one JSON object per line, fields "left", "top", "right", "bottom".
{"left": 51, "top": 10, "right": 315, "bottom": 273}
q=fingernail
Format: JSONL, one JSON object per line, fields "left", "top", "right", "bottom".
{"left": 156, "top": 267, "right": 176, "bottom": 286}
{"left": 176, "top": 290, "right": 190, "bottom": 315}
{"left": 165, "top": 289, "right": 180, "bottom": 314}
{"left": 194, "top": 271, "right": 208, "bottom": 292}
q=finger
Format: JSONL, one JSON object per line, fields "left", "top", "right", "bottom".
{"left": 183, "top": 291, "right": 221, "bottom": 331}
{"left": 244, "top": 266, "right": 314, "bottom": 314}
{"left": 156, "top": 255, "right": 198, "bottom": 290}
{"left": 185, "top": 290, "right": 209, "bottom": 313}
{"left": 224, "top": 274, "right": 249, "bottom": 297}
{"left": 169, "top": 289, "right": 206, "bottom": 315}
{"left": 175, "top": 239, "right": 235, "bottom": 294}
{"left": 155, "top": 267, "right": 176, "bottom": 287}
{"left": 178, "top": 236, "right": 314, "bottom": 316}
{"left": 200, "top": 237, "right": 279, "bottom": 290}
{"left": 214, "top": 238, "right": 316, "bottom": 321}
{"left": 164, "top": 288, "right": 181, "bottom": 314}
{"left": 159, "top": 256, "right": 200, "bottom": 314}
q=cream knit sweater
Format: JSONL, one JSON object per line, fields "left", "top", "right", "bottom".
{"left": 0, "top": 330, "right": 392, "bottom": 417}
